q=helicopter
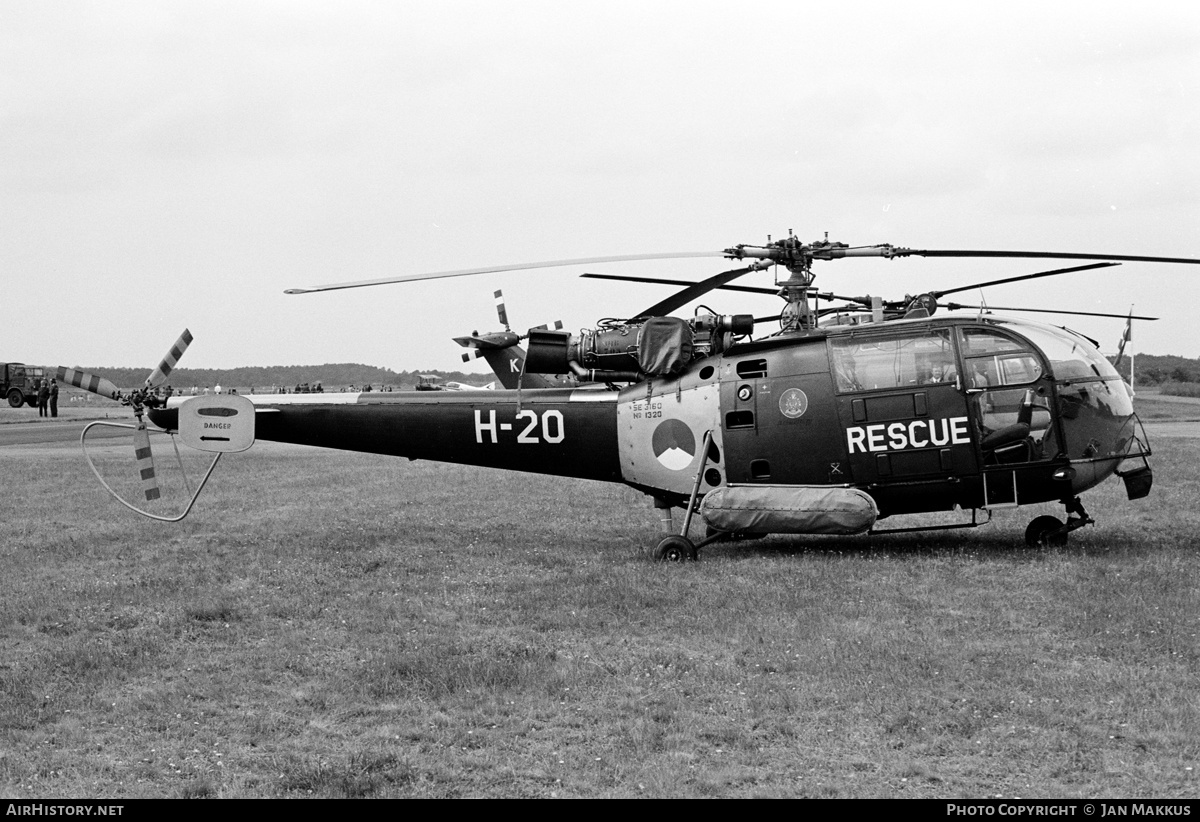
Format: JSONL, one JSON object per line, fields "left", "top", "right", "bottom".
{"left": 57, "top": 233, "right": 1193, "bottom": 560}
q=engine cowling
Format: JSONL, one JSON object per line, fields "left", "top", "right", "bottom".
{"left": 524, "top": 311, "right": 753, "bottom": 380}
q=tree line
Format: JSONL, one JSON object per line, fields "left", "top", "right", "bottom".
{"left": 1109, "top": 354, "right": 1200, "bottom": 386}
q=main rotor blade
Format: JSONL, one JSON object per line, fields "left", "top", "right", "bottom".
{"left": 942, "top": 303, "right": 1158, "bottom": 321}
{"left": 582, "top": 272, "right": 778, "bottom": 296}
{"left": 145, "top": 328, "right": 193, "bottom": 388}
{"left": 633, "top": 266, "right": 764, "bottom": 319}
{"left": 284, "top": 252, "right": 727, "bottom": 295}
{"left": 932, "top": 262, "right": 1120, "bottom": 298}
{"left": 583, "top": 274, "right": 881, "bottom": 313}
{"left": 891, "top": 248, "right": 1200, "bottom": 266}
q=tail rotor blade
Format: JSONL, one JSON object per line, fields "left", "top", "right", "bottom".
{"left": 56, "top": 367, "right": 122, "bottom": 401}
{"left": 132, "top": 424, "right": 160, "bottom": 502}
{"left": 494, "top": 291, "right": 510, "bottom": 331}
{"left": 145, "top": 329, "right": 193, "bottom": 388}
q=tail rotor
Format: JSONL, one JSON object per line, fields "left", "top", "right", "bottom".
{"left": 455, "top": 290, "right": 562, "bottom": 362}
{"left": 57, "top": 329, "right": 194, "bottom": 508}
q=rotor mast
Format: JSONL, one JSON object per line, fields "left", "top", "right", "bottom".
{"left": 724, "top": 236, "right": 921, "bottom": 329}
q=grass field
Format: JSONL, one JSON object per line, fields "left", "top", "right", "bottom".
{"left": 1, "top": 400, "right": 1197, "bottom": 798}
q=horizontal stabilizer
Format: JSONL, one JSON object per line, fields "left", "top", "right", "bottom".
{"left": 452, "top": 330, "right": 521, "bottom": 350}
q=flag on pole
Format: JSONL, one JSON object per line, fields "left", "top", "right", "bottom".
{"left": 1115, "top": 308, "right": 1133, "bottom": 363}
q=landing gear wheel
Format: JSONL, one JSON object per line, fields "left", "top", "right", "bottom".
{"left": 654, "top": 535, "right": 697, "bottom": 562}
{"left": 1025, "top": 515, "right": 1067, "bottom": 547}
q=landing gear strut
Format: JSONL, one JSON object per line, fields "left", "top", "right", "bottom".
{"left": 651, "top": 430, "right": 714, "bottom": 563}
{"left": 1025, "top": 497, "right": 1094, "bottom": 547}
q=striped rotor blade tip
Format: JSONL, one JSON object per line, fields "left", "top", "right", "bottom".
{"left": 132, "top": 425, "right": 160, "bottom": 502}
{"left": 494, "top": 291, "right": 509, "bottom": 329}
{"left": 146, "top": 328, "right": 193, "bottom": 387}
{"left": 55, "top": 366, "right": 122, "bottom": 400}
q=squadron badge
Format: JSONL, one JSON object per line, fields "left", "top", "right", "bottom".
{"left": 778, "top": 388, "right": 809, "bottom": 419}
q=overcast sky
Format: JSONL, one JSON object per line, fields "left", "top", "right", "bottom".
{"left": 3, "top": 1, "right": 1198, "bottom": 374}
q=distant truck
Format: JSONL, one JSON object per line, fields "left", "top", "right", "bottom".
{"left": 2, "top": 362, "right": 47, "bottom": 408}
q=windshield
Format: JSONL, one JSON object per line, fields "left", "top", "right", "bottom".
{"left": 995, "top": 320, "right": 1120, "bottom": 382}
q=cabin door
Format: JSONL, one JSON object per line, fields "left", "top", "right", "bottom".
{"left": 830, "top": 329, "right": 979, "bottom": 487}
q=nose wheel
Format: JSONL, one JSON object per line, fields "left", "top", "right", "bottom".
{"left": 1025, "top": 497, "right": 1093, "bottom": 547}
{"left": 1024, "top": 515, "right": 1068, "bottom": 547}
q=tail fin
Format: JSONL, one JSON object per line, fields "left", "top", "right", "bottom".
{"left": 453, "top": 289, "right": 569, "bottom": 389}
{"left": 459, "top": 338, "right": 563, "bottom": 389}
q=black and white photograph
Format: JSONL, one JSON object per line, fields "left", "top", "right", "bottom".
{"left": 2, "top": 0, "right": 1198, "bottom": 801}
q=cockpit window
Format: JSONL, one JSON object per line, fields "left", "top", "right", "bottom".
{"left": 1003, "top": 355, "right": 1042, "bottom": 384}
{"left": 964, "top": 354, "right": 1043, "bottom": 388}
{"left": 961, "top": 328, "right": 1025, "bottom": 356}
{"left": 961, "top": 328, "right": 1043, "bottom": 388}
{"left": 829, "top": 329, "right": 955, "bottom": 392}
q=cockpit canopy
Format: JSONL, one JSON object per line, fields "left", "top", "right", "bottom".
{"left": 995, "top": 319, "right": 1123, "bottom": 383}
{"left": 825, "top": 317, "right": 1123, "bottom": 394}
